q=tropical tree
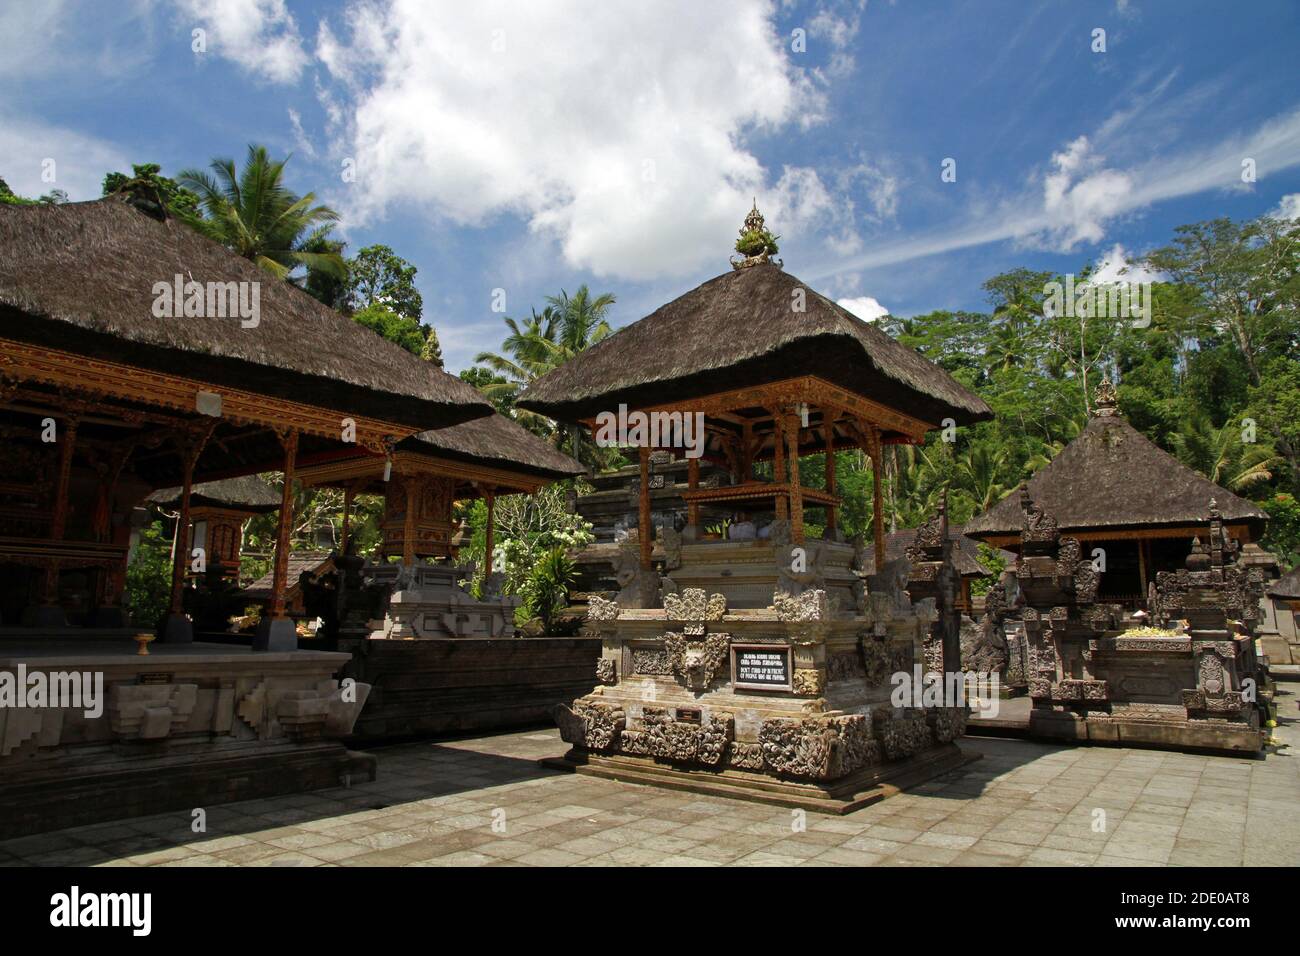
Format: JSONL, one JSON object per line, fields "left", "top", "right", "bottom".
{"left": 177, "top": 144, "right": 345, "bottom": 283}
{"left": 1168, "top": 415, "right": 1281, "bottom": 492}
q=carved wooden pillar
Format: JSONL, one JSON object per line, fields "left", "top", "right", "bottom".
{"left": 40, "top": 415, "right": 79, "bottom": 610}
{"left": 865, "top": 424, "right": 886, "bottom": 569}
{"left": 785, "top": 408, "right": 804, "bottom": 545}
{"left": 402, "top": 474, "right": 417, "bottom": 566}
{"left": 823, "top": 415, "right": 837, "bottom": 535}
{"left": 638, "top": 445, "right": 652, "bottom": 570}
{"left": 268, "top": 429, "right": 299, "bottom": 620}
{"left": 686, "top": 455, "right": 700, "bottom": 533}
{"left": 484, "top": 488, "right": 496, "bottom": 575}
{"left": 340, "top": 482, "right": 354, "bottom": 553}
{"left": 771, "top": 410, "right": 788, "bottom": 521}
{"left": 163, "top": 422, "right": 215, "bottom": 641}
{"left": 741, "top": 420, "right": 754, "bottom": 482}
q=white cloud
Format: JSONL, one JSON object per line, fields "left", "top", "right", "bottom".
{"left": 316, "top": 0, "right": 825, "bottom": 280}
{"left": 1039, "top": 136, "right": 1134, "bottom": 251}
{"left": 837, "top": 295, "right": 889, "bottom": 321}
{"left": 1270, "top": 193, "right": 1300, "bottom": 221}
{"left": 1089, "top": 243, "right": 1165, "bottom": 285}
{"left": 0, "top": 1, "right": 73, "bottom": 78}
{"left": 0, "top": 115, "right": 130, "bottom": 201}
{"left": 174, "top": 0, "right": 307, "bottom": 83}
{"left": 806, "top": 106, "right": 1300, "bottom": 282}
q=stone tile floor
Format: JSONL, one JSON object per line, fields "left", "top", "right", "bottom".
{"left": 3, "top": 691, "right": 1298, "bottom": 867}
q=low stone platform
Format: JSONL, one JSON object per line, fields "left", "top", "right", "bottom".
{"left": 0, "top": 638, "right": 373, "bottom": 839}
{"left": 341, "top": 637, "right": 600, "bottom": 741}
{"left": 544, "top": 742, "right": 980, "bottom": 814}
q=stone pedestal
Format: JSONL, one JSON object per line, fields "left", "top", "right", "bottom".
{"left": 548, "top": 537, "right": 977, "bottom": 813}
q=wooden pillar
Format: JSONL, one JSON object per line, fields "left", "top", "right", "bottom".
{"left": 741, "top": 420, "right": 754, "bottom": 482}
{"left": 687, "top": 455, "right": 700, "bottom": 533}
{"left": 402, "top": 475, "right": 417, "bottom": 566}
{"left": 166, "top": 426, "right": 215, "bottom": 617}
{"left": 823, "top": 415, "right": 837, "bottom": 534}
{"left": 484, "top": 489, "right": 496, "bottom": 575}
{"left": 771, "top": 410, "right": 788, "bottom": 521}
{"left": 340, "top": 483, "right": 354, "bottom": 553}
{"left": 268, "top": 429, "right": 299, "bottom": 620}
{"left": 1137, "top": 538, "right": 1148, "bottom": 599}
{"left": 785, "top": 409, "right": 804, "bottom": 545}
{"left": 638, "top": 445, "right": 652, "bottom": 570}
{"left": 866, "top": 424, "right": 886, "bottom": 569}
{"left": 41, "top": 416, "right": 79, "bottom": 606}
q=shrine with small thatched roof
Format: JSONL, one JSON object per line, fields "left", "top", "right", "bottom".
{"left": 963, "top": 375, "right": 1268, "bottom": 606}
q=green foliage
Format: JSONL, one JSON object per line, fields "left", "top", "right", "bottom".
{"left": 519, "top": 547, "right": 577, "bottom": 634}
{"left": 102, "top": 162, "right": 201, "bottom": 219}
{"left": 1260, "top": 494, "right": 1300, "bottom": 568}
{"left": 472, "top": 285, "right": 622, "bottom": 468}
{"left": 347, "top": 244, "right": 424, "bottom": 320}
{"left": 124, "top": 520, "right": 174, "bottom": 626}
{"left": 352, "top": 303, "right": 427, "bottom": 356}
{"left": 177, "top": 144, "right": 345, "bottom": 283}
{"left": 971, "top": 543, "right": 1008, "bottom": 597}
{"left": 735, "top": 226, "right": 780, "bottom": 258}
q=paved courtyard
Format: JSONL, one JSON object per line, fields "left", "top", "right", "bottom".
{"left": 3, "top": 688, "right": 1297, "bottom": 867}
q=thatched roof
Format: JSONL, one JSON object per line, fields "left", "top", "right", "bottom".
{"left": 148, "top": 475, "right": 280, "bottom": 512}
{"left": 244, "top": 552, "right": 333, "bottom": 599}
{"left": 406, "top": 412, "right": 584, "bottom": 481}
{"left": 963, "top": 409, "right": 1268, "bottom": 540}
{"left": 517, "top": 263, "right": 992, "bottom": 428}
{"left": 0, "top": 197, "right": 491, "bottom": 430}
{"left": 857, "top": 526, "right": 1000, "bottom": 579}
{"left": 1270, "top": 564, "right": 1300, "bottom": 601}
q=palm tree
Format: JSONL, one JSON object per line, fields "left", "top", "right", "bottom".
{"left": 955, "top": 444, "right": 1014, "bottom": 515}
{"left": 177, "top": 144, "right": 345, "bottom": 283}
{"left": 474, "top": 286, "right": 617, "bottom": 466}
{"left": 1169, "top": 415, "right": 1281, "bottom": 492}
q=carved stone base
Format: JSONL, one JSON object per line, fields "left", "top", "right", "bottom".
{"left": 542, "top": 743, "right": 978, "bottom": 815}
{"left": 1027, "top": 709, "right": 1264, "bottom": 754}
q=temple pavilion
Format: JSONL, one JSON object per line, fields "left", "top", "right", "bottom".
{"left": 147, "top": 476, "right": 280, "bottom": 582}
{"left": 518, "top": 208, "right": 992, "bottom": 577}
{"left": 520, "top": 208, "right": 993, "bottom": 810}
{"left": 963, "top": 376, "right": 1268, "bottom": 607}
{"left": 0, "top": 193, "right": 493, "bottom": 646}
{"left": 0, "top": 191, "right": 514, "bottom": 834}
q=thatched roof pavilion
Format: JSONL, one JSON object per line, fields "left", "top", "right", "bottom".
{"left": 964, "top": 376, "right": 1268, "bottom": 604}
{"left": 519, "top": 260, "right": 991, "bottom": 440}
{"left": 963, "top": 379, "right": 1267, "bottom": 544}
{"left": 147, "top": 476, "right": 281, "bottom": 512}
{"left": 0, "top": 196, "right": 491, "bottom": 449}
{"left": 1271, "top": 565, "right": 1300, "bottom": 602}
{"left": 0, "top": 194, "right": 492, "bottom": 643}
{"left": 518, "top": 206, "right": 991, "bottom": 568}
{"left": 295, "top": 410, "right": 583, "bottom": 564}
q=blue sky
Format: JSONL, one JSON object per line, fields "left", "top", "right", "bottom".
{"left": 4, "top": 0, "right": 1299, "bottom": 371}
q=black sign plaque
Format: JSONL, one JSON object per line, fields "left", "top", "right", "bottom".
{"left": 730, "top": 644, "right": 792, "bottom": 691}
